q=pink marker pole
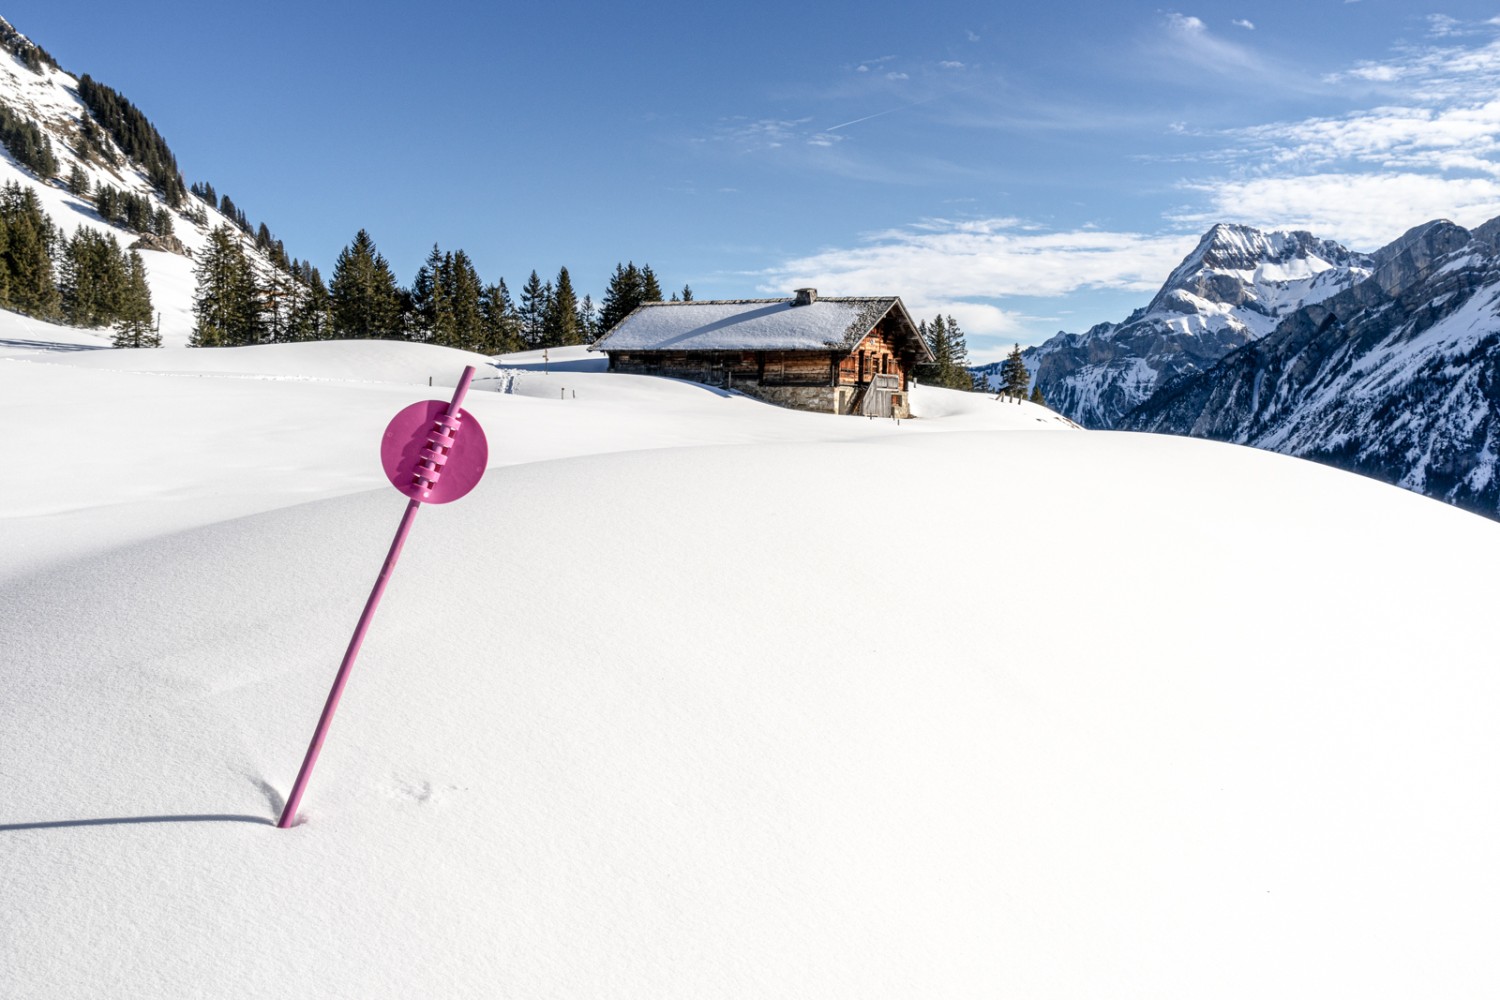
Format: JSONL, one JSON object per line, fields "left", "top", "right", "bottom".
{"left": 278, "top": 365, "right": 488, "bottom": 829}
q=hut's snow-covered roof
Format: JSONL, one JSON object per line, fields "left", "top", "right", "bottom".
{"left": 589, "top": 297, "right": 920, "bottom": 354}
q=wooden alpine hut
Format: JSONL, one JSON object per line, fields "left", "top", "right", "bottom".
{"left": 587, "top": 289, "right": 933, "bottom": 417}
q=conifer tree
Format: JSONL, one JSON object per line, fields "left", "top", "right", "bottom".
{"left": 640, "top": 264, "right": 663, "bottom": 302}
{"left": 67, "top": 162, "right": 89, "bottom": 197}
{"left": 329, "top": 229, "right": 401, "bottom": 339}
{"left": 914, "top": 313, "right": 976, "bottom": 390}
{"left": 447, "top": 249, "right": 484, "bottom": 352}
{"left": 0, "top": 182, "right": 60, "bottom": 319}
{"left": 287, "top": 267, "right": 332, "bottom": 342}
{"left": 917, "top": 316, "right": 951, "bottom": 385}
{"left": 481, "top": 278, "right": 523, "bottom": 354}
{"left": 60, "top": 228, "right": 128, "bottom": 327}
{"left": 518, "top": 269, "right": 548, "bottom": 348}
{"left": 112, "top": 250, "right": 158, "bottom": 347}
{"left": 542, "top": 265, "right": 580, "bottom": 347}
{"left": 576, "top": 293, "right": 599, "bottom": 343}
{"left": 999, "top": 343, "right": 1031, "bottom": 397}
{"left": 944, "top": 314, "right": 975, "bottom": 390}
{"left": 410, "top": 243, "right": 445, "bottom": 342}
{"left": 1029, "top": 383, "right": 1046, "bottom": 406}
{"left": 191, "top": 226, "right": 260, "bottom": 346}
{"left": 599, "top": 261, "right": 659, "bottom": 333}
{"left": 681, "top": 284, "right": 693, "bottom": 302}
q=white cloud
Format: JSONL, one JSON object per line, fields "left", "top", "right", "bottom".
{"left": 887, "top": 72, "right": 909, "bottom": 81}
{"left": 712, "top": 117, "right": 814, "bottom": 152}
{"left": 1429, "top": 14, "right": 1464, "bottom": 38}
{"left": 1232, "top": 18, "right": 1255, "bottom": 30}
{"left": 966, "top": 29, "right": 980, "bottom": 42}
{"left": 1173, "top": 25, "right": 1500, "bottom": 246}
{"left": 1229, "top": 100, "right": 1500, "bottom": 175}
{"left": 760, "top": 218, "right": 1200, "bottom": 336}
{"left": 1173, "top": 173, "right": 1500, "bottom": 248}
{"left": 939, "top": 60, "right": 965, "bottom": 69}
{"left": 1161, "top": 11, "right": 1265, "bottom": 74}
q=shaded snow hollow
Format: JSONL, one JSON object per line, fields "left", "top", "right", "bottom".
{"left": 4, "top": 336, "right": 1500, "bottom": 998}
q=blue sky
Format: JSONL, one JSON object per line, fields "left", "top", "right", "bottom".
{"left": 12, "top": 1, "right": 1500, "bottom": 360}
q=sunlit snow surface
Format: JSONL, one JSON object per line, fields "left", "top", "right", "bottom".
{"left": 4, "top": 329, "right": 1500, "bottom": 998}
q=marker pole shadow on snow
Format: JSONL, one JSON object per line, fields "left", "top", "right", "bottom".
{"left": 277, "top": 366, "right": 489, "bottom": 830}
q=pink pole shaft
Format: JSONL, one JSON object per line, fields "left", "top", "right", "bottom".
{"left": 277, "top": 367, "right": 476, "bottom": 829}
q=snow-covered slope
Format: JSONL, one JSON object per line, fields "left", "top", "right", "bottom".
{"left": 989, "top": 224, "right": 1373, "bottom": 427}
{"left": 4, "top": 337, "right": 1500, "bottom": 998}
{"left": 1121, "top": 218, "right": 1500, "bottom": 518}
{"left": 0, "top": 23, "right": 283, "bottom": 344}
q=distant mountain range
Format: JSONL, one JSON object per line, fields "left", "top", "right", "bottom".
{"left": 978, "top": 218, "right": 1500, "bottom": 519}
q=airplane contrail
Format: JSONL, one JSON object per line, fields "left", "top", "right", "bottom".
{"left": 824, "top": 107, "right": 907, "bottom": 131}
{"left": 823, "top": 92, "right": 946, "bottom": 132}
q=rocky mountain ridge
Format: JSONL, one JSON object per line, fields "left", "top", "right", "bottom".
{"left": 1120, "top": 217, "right": 1500, "bottom": 518}
{"left": 979, "top": 223, "right": 1375, "bottom": 427}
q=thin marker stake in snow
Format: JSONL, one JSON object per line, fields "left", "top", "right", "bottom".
{"left": 277, "top": 365, "right": 489, "bottom": 829}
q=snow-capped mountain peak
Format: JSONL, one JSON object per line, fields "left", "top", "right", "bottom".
{"left": 987, "top": 222, "right": 1373, "bottom": 428}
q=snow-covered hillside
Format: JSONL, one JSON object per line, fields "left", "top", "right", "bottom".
{"left": 0, "top": 27, "right": 282, "bottom": 345}
{"left": 5, "top": 330, "right": 1500, "bottom": 998}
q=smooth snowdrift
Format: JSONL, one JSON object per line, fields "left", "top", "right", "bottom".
{"left": 4, "top": 335, "right": 1500, "bottom": 998}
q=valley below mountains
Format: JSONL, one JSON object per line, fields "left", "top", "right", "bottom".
{"left": 1004, "top": 219, "right": 1500, "bottom": 519}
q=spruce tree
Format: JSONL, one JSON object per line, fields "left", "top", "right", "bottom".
{"left": 576, "top": 293, "right": 599, "bottom": 343}
{"left": 0, "top": 182, "right": 60, "bottom": 319}
{"left": 287, "top": 267, "right": 332, "bottom": 342}
{"left": 60, "top": 228, "right": 128, "bottom": 327}
{"left": 67, "top": 162, "right": 89, "bottom": 197}
{"left": 410, "top": 243, "right": 444, "bottom": 342}
{"left": 329, "top": 229, "right": 401, "bottom": 339}
{"left": 1029, "top": 383, "right": 1046, "bottom": 406}
{"left": 918, "top": 315, "right": 952, "bottom": 385}
{"left": 447, "top": 249, "right": 484, "bottom": 352}
{"left": 481, "top": 278, "right": 523, "bottom": 354}
{"left": 191, "top": 225, "right": 260, "bottom": 346}
{"left": 542, "top": 265, "right": 580, "bottom": 347}
{"left": 112, "top": 250, "right": 158, "bottom": 347}
{"left": 518, "top": 269, "right": 547, "bottom": 348}
{"left": 681, "top": 284, "right": 693, "bottom": 302}
{"left": 599, "top": 261, "right": 646, "bottom": 333}
{"left": 999, "top": 344, "right": 1031, "bottom": 397}
{"left": 640, "top": 264, "right": 663, "bottom": 302}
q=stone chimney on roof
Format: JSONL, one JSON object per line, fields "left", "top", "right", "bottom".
{"left": 792, "top": 287, "right": 817, "bottom": 306}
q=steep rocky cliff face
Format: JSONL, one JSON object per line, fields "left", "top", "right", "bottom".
{"left": 1121, "top": 219, "right": 1500, "bottom": 517}
{"left": 987, "top": 224, "right": 1373, "bottom": 428}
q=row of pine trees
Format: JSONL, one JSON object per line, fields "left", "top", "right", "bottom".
{"left": 0, "top": 181, "right": 156, "bottom": 345}
{"left": 915, "top": 314, "right": 1043, "bottom": 401}
{"left": 191, "top": 225, "right": 682, "bottom": 355}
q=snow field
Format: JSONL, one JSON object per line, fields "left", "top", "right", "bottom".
{"left": 3, "top": 336, "right": 1500, "bottom": 997}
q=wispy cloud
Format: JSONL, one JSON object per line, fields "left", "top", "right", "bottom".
{"left": 1159, "top": 12, "right": 1266, "bottom": 74}
{"left": 709, "top": 117, "right": 815, "bottom": 152}
{"left": 1232, "top": 19, "right": 1255, "bottom": 31}
{"left": 1173, "top": 19, "right": 1500, "bottom": 247}
{"left": 761, "top": 218, "right": 1199, "bottom": 336}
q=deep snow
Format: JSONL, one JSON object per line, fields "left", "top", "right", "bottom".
{"left": 4, "top": 327, "right": 1500, "bottom": 998}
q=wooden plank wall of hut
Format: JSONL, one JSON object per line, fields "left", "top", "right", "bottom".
{"left": 609, "top": 350, "right": 840, "bottom": 386}
{"left": 837, "top": 320, "right": 915, "bottom": 388}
